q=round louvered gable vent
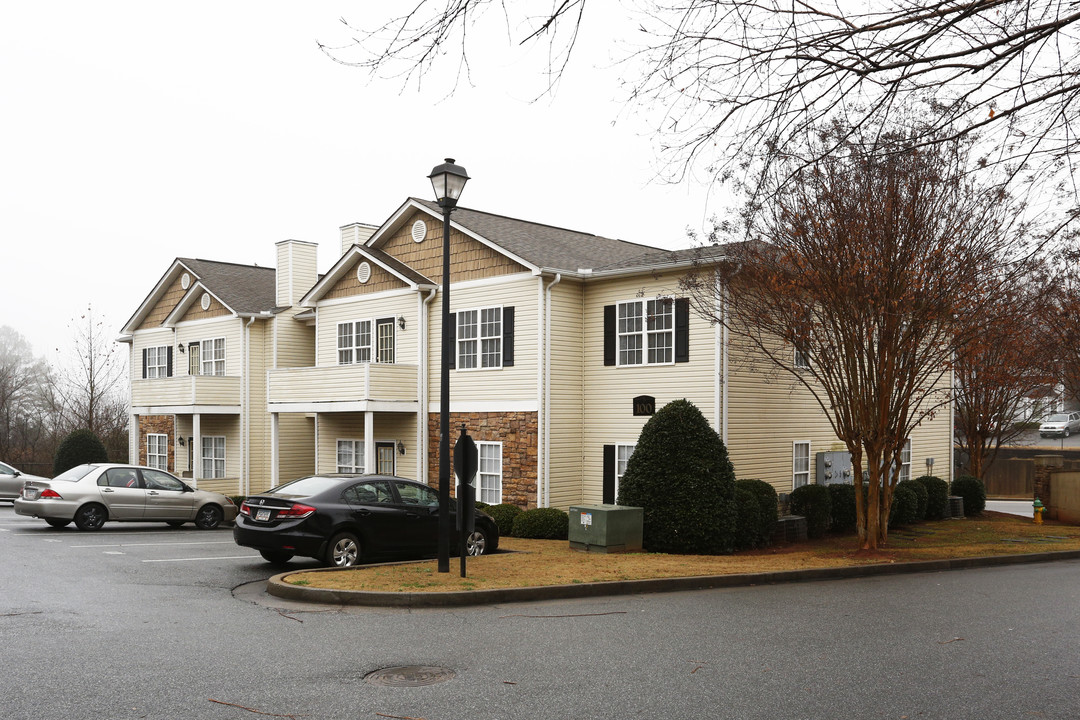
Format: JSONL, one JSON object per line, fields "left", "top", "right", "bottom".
{"left": 357, "top": 261, "right": 372, "bottom": 284}
{"left": 412, "top": 220, "right": 427, "bottom": 243}
{"left": 181, "top": 272, "right": 191, "bottom": 290}
{"left": 201, "top": 293, "right": 210, "bottom": 310}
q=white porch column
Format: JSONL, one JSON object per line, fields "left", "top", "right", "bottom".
{"left": 129, "top": 414, "right": 139, "bottom": 464}
{"left": 192, "top": 413, "right": 202, "bottom": 489}
{"left": 271, "top": 412, "right": 280, "bottom": 489}
{"left": 364, "top": 411, "right": 375, "bottom": 474}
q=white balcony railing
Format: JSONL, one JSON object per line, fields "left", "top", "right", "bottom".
{"left": 268, "top": 364, "right": 419, "bottom": 407}
{"left": 131, "top": 375, "right": 241, "bottom": 407}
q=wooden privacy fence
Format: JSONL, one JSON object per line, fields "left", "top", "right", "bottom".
{"left": 981, "top": 449, "right": 1080, "bottom": 498}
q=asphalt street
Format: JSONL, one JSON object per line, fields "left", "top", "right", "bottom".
{"left": 2, "top": 503, "right": 1080, "bottom": 720}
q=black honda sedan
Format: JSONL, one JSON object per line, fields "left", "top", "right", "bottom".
{"left": 233, "top": 474, "right": 499, "bottom": 567}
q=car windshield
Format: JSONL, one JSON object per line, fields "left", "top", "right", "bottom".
{"left": 52, "top": 465, "right": 97, "bottom": 482}
{"left": 266, "top": 476, "right": 344, "bottom": 498}
{"left": 1047, "top": 414, "right": 1070, "bottom": 422}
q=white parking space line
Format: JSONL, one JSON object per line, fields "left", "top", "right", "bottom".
{"left": 69, "top": 541, "right": 236, "bottom": 549}
{"left": 142, "top": 555, "right": 259, "bottom": 563}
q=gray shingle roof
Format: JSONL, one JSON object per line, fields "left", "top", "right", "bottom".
{"left": 178, "top": 258, "right": 279, "bottom": 314}
{"left": 411, "top": 199, "right": 666, "bottom": 272}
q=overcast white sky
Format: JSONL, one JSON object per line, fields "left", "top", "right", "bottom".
{"left": 1, "top": 2, "right": 717, "bottom": 361}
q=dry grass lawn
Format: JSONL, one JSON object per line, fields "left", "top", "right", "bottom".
{"left": 283, "top": 512, "right": 1080, "bottom": 593}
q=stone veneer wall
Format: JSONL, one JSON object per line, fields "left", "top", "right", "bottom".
{"left": 427, "top": 412, "right": 538, "bottom": 509}
{"left": 138, "top": 415, "right": 175, "bottom": 471}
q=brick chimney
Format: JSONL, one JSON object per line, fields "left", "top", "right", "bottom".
{"left": 340, "top": 222, "right": 378, "bottom": 256}
{"left": 275, "top": 239, "right": 318, "bottom": 307}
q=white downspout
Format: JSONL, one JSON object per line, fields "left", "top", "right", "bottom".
{"left": 543, "top": 273, "right": 561, "bottom": 508}
{"left": 421, "top": 288, "right": 438, "bottom": 484}
{"left": 721, "top": 278, "right": 729, "bottom": 445}
{"left": 244, "top": 315, "right": 255, "bottom": 495}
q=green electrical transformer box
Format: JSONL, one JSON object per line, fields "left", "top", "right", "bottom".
{"left": 568, "top": 504, "right": 643, "bottom": 553}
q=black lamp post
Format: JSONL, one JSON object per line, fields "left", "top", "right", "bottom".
{"left": 428, "top": 157, "right": 469, "bottom": 573}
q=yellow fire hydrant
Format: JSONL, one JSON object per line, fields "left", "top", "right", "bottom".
{"left": 1033, "top": 498, "right": 1045, "bottom": 525}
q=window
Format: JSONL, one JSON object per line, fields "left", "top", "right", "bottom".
{"left": 457, "top": 307, "right": 502, "bottom": 369}
{"left": 793, "top": 442, "right": 811, "bottom": 488}
{"left": 794, "top": 347, "right": 810, "bottom": 369}
{"left": 188, "top": 343, "right": 200, "bottom": 376}
{"left": 899, "top": 440, "right": 912, "bottom": 483}
{"left": 396, "top": 481, "right": 439, "bottom": 506}
{"left": 617, "top": 298, "right": 674, "bottom": 366}
{"left": 201, "top": 436, "right": 226, "bottom": 479}
{"left": 342, "top": 480, "right": 394, "bottom": 505}
{"left": 146, "top": 434, "right": 168, "bottom": 471}
{"left": 477, "top": 442, "right": 502, "bottom": 504}
{"left": 200, "top": 338, "right": 226, "bottom": 376}
{"left": 145, "top": 346, "right": 169, "bottom": 379}
{"left": 615, "top": 443, "right": 635, "bottom": 500}
{"left": 143, "top": 469, "right": 184, "bottom": 491}
{"left": 336, "top": 439, "right": 365, "bottom": 474}
{"left": 337, "top": 320, "right": 374, "bottom": 365}
{"left": 376, "top": 318, "right": 395, "bottom": 364}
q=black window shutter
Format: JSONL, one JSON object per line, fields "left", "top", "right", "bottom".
{"left": 166, "top": 346, "right": 173, "bottom": 377}
{"left": 447, "top": 312, "right": 457, "bottom": 369}
{"left": 603, "top": 444, "right": 616, "bottom": 504}
{"left": 142, "top": 348, "right": 148, "bottom": 379}
{"left": 674, "top": 298, "right": 690, "bottom": 363}
{"left": 603, "top": 305, "right": 616, "bottom": 366}
{"left": 502, "top": 307, "right": 514, "bottom": 367}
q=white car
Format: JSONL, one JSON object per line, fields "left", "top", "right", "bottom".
{"left": 1039, "top": 411, "right": 1080, "bottom": 438}
{"left": 0, "top": 461, "right": 48, "bottom": 502}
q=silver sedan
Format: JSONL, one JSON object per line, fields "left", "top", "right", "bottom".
{"left": 0, "top": 461, "right": 47, "bottom": 502}
{"left": 14, "top": 463, "right": 238, "bottom": 530}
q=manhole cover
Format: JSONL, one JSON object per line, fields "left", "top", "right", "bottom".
{"left": 365, "top": 666, "right": 456, "bottom": 687}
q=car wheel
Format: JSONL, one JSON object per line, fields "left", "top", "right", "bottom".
{"left": 1066, "top": 428, "right": 1072, "bottom": 438}
{"left": 167, "top": 521, "right": 186, "bottom": 528}
{"left": 466, "top": 527, "right": 489, "bottom": 556}
{"left": 46, "top": 518, "right": 71, "bottom": 529}
{"left": 259, "top": 549, "right": 294, "bottom": 566}
{"left": 194, "top": 504, "right": 223, "bottom": 530}
{"left": 325, "top": 532, "right": 361, "bottom": 567}
{"left": 74, "top": 504, "right": 107, "bottom": 531}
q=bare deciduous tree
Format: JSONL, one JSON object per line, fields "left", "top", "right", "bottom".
{"left": 0, "top": 326, "right": 53, "bottom": 464}
{"left": 681, "top": 124, "right": 1034, "bottom": 549}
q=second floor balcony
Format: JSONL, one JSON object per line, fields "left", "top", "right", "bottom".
{"left": 131, "top": 375, "right": 241, "bottom": 410}
{"left": 267, "top": 363, "right": 419, "bottom": 412}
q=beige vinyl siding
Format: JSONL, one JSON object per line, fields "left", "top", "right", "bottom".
{"left": 580, "top": 272, "right": 717, "bottom": 507}
{"left": 274, "top": 414, "right": 315, "bottom": 489}
{"left": 246, "top": 321, "right": 270, "bottom": 492}
{"left": 546, "top": 279, "right": 585, "bottom": 509}
{"left": 316, "top": 293, "right": 419, "bottom": 368}
{"left": 428, "top": 274, "right": 539, "bottom": 405}
{"left": 316, "top": 412, "right": 418, "bottom": 480}
{"left": 175, "top": 414, "right": 242, "bottom": 495}
{"left": 273, "top": 309, "right": 315, "bottom": 369}
{"left": 906, "top": 372, "right": 954, "bottom": 484}
{"left": 132, "top": 328, "right": 175, "bottom": 376}
{"left": 175, "top": 318, "right": 244, "bottom": 376}
{"left": 268, "top": 364, "right": 418, "bottom": 405}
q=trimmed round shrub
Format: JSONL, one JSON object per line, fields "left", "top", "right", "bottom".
{"left": 896, "top": 478, "right": 928, "bottom": 521}
{"left": 485, "top": 503, "right": 523, "bottom": 538}
{"left": 950, "top": 475, "right": 986, "bottom": 516}
{"left": 617, "top": 399, "right": 738, "bottom": 554}
{"left": 827, "top": 483, "right": 857, "bottom": 533}
{"left": 733, "top": 486, "right": 764, "bottom": 550}
{"left": 474, "top": 501, "right": 490, "bottom": 509}
{"left": 915, "top": 475, "right": 950, "bottom": 520}
{"left": 889, "top": 484, "right": 921, "bottom": 527}
{"left": 735, "top": 478, "right": 778, "bottom": 547}
{"left": 511, "top": 507, "right": 569, "bottom": 539}
{"left": 789, "top": 484, "right": 831, "bottom": 539}
{"left": 54, "top": 428, "right": 108, "bottom": 476}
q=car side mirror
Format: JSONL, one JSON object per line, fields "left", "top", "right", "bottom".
{"left": 182, "top": 484, "right": 194, "bottom": 493}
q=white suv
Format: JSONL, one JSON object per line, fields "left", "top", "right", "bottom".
{"left": 1039, "top": 412, "right": 1080, "bottom": 438}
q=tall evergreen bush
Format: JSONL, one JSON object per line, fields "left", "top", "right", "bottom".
{"left": 54, "top": 429, "right": 108, "bottom": 476}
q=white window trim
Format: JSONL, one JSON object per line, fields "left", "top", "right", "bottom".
{"left": 337, "top": 319, "right": 375, "bottom": 365}
{"left": 146, "top": 346, "right": 169, "bottom": 379}
{"left": 200, "top": 337, "right": 226, "bottom": 376}
{"left": 615, "top": 443, "right": 635, "bottom": 500}
{"left": 794, "top": 346, "right": 810, "bottom": 369}
{"left": 336, "top": 439, "right": 365, "bottom": 474}
{"left": 457, "top": 305, "right": 503, "bottom": 371}
{"left": 899, "top": 439, "right": 912, "bottom": 483}
{"left": 477, "top": 441, "right": 503, "bottom": 504}
{"left": 616, "top": 297, "right": 675, "bottom": 367}
{"left": 793, "top": 441, "right": 811, "bottom": 489}
{"left": 201, "top": 436, "right": 226, "bottom": 479}
{"left": 146, "top": 433, "right": 168, "bottom": 471}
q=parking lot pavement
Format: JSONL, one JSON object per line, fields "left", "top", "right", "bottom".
{"left": 1006, "top": 428, "right": 1080, "bottom": 449}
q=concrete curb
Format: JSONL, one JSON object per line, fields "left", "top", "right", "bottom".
{"left": 266, "top": 549, "right": 1080, "bottom": 608}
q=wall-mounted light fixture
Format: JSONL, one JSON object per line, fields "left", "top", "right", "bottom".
{"left": 178, "top": 344, "right": 185, "bottom": 354}
{"left": 397, "top": 315, "right": 406, "bottom": 330}
{"left": 397, "top": 440, "right": 406, "bottom": 456}
{"left": 178, "top": 436, "right": 185, "bottom": 446}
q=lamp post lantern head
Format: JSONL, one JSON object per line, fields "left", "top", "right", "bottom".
{"left": 428, "top": 158, "right": 470, "bottom": 209}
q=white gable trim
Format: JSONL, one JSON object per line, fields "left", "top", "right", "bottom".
{"left": 121, "top": 260, "right": 201, "bottom": 334}
{"left": 300, "top": 244, "right": 436, "bottom": 307}
{"left": 162, "top": 282, "right": 238, "bottom": 326}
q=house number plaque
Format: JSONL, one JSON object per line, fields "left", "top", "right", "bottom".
{"left": 633, "top": 395, "right": 655, "bottom": 416}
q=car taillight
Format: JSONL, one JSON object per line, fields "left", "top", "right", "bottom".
{"left": 40, "top": 489, "right": 62, "bottom": 499}
{"left": 239, "top": 502, "right": 252, "bottom": 517}
{"left": 276, "top": 503, "right": 316, "bottom": 519}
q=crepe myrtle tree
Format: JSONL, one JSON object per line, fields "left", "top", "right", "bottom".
{"left": 335, "top": 1, "right": 1080, "bottom": 217}
{"left": 1052, "top": 247, "right": 1080, "bottom": 408}
{"left": 680, "top": 121, "right": 1038, "bottom": 550}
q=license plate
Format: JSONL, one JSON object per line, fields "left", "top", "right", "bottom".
{"left": 256, "top": 509, "right": 270, "bottom": 522}
{"left": 23, "top": 488, "right": 36, "bottom": 500}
